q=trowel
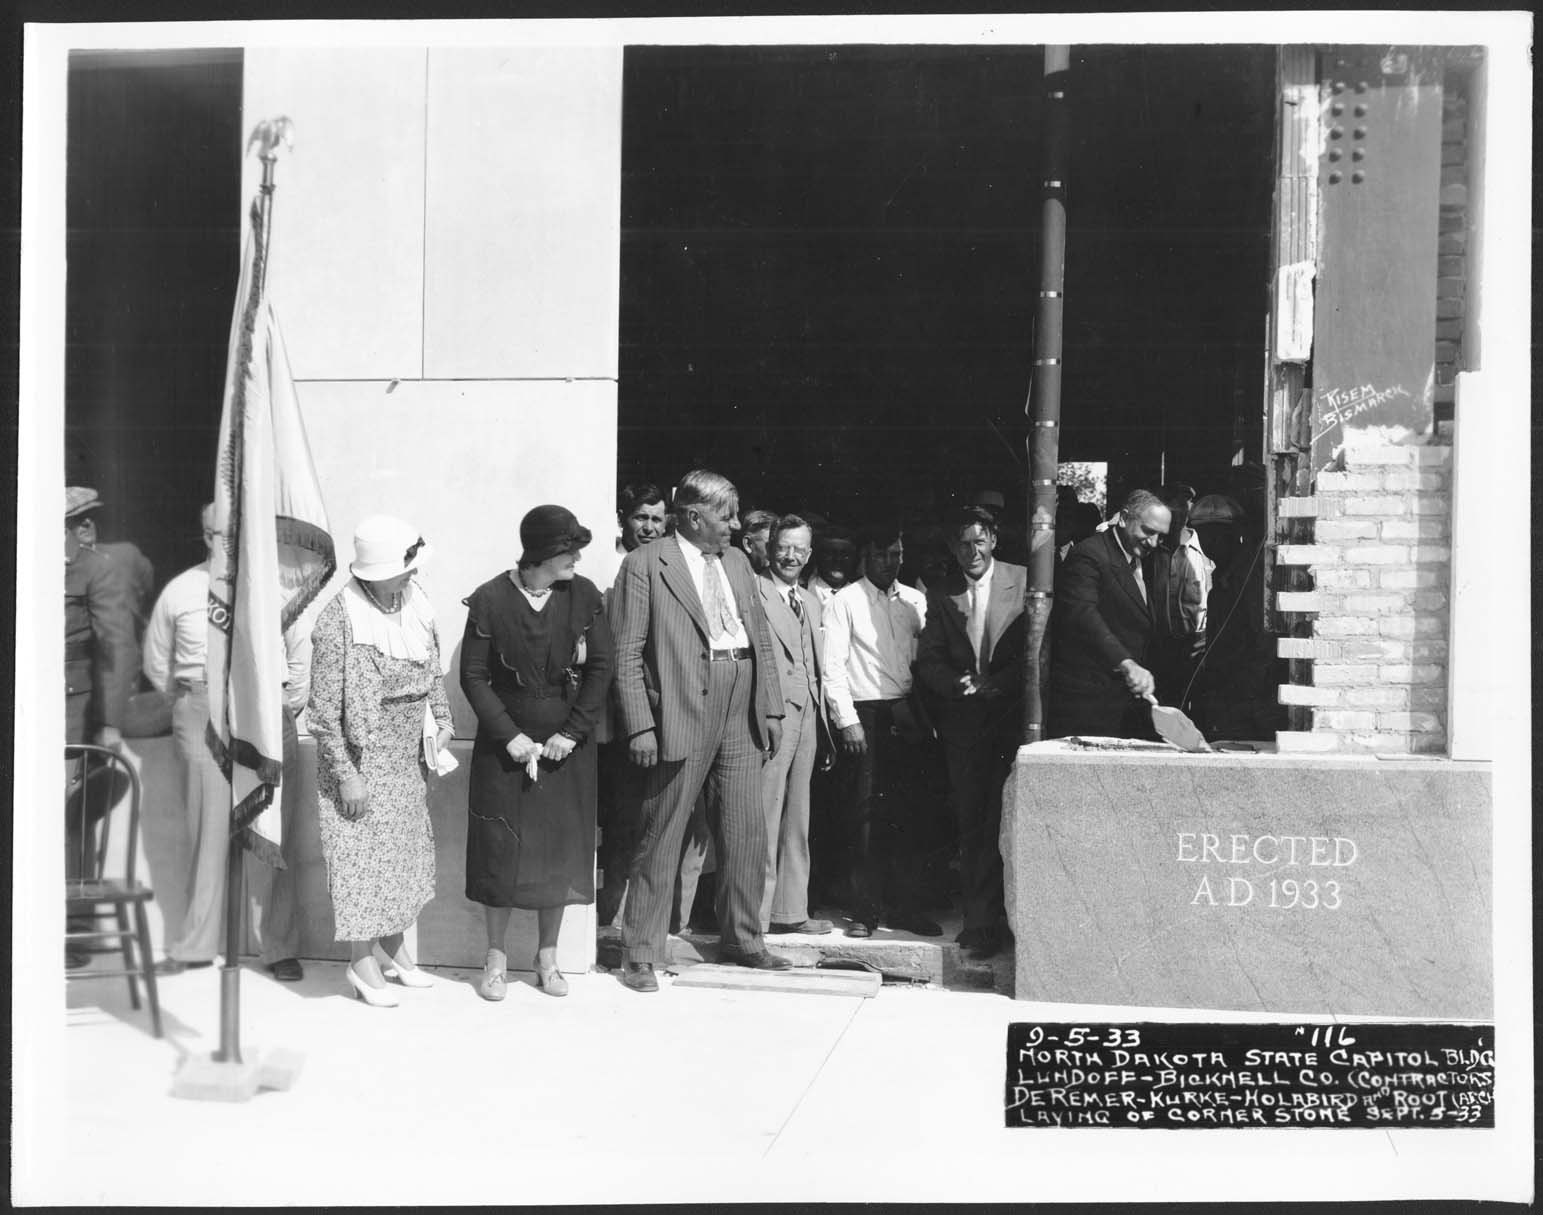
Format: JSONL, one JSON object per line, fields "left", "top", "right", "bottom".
{"left": 1143, "top": 693, "right": 1211, "bottom": 752}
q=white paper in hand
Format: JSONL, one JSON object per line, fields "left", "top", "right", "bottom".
{"left": 422, "top": 705, "right": 459, "bottom": 775}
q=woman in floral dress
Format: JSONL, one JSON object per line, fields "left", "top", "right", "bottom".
{"left": 309, "top": 515, "right": 453, "bottom": 1007}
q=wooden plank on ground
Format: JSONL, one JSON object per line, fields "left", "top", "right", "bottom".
{"left": 671, "top": 964, "right": 881, "bottom": 998}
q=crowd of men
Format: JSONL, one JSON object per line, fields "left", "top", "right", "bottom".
{"left": 596, "top": 471, "right": 1224, "bottom": 992}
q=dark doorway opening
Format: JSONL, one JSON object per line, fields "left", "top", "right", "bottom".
{"left": 619, "top": 43, "right": 1274, "bottom": 521}
{"left": 66, "top": 49, "right": 244, "bottom": 589}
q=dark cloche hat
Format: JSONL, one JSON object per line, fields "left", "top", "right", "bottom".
{"left": 520, "top": 504, "right": 593, "bottom": 566}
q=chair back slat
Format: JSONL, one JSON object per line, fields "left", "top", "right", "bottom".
{"left": 63, "top": 744, "right": 142, "bottom": 887}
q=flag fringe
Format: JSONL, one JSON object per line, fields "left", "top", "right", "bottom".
{"left": 205, "top": 719, "right": 285, "bottom": 786}
{"left": 277, "top": 513, "right": 338, "bottom": 629}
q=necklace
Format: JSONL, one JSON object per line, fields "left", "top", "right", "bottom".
{"left": 511, "top": 570, "right": 551, "bottom": 598}
{"left": 359, "top": 579, "right": 403, "bottom": 613}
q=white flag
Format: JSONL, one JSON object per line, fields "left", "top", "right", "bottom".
{"left": 206, "top": 194, "right": 334, "bottom": 866}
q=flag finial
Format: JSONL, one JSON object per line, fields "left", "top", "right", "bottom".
{"left": 246, "top": 117, "right": 295, "bottom": 164}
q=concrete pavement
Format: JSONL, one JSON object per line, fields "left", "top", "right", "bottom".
{"left": 21, "top": 951, "right": 1510, "bottom": 1206}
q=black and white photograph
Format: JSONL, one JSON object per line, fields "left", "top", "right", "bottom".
{"left": 13, "top": 8, "right": 1533, "bottom": 1206}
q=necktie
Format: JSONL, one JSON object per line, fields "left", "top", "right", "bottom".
{"left": 1131, "top": 554, "right": 1148, "bottom": 605}
{"left": 702, "top": 554, "right": 735, "bottom": 640}
{"left": 788, "top": 588, "right": 803, "bottom": 622}
{"left": 967, "top": 580, "right": 988, "bottom": 669}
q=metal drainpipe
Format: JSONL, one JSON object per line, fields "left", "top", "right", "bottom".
{"left": 1023, "top": 45, "right": 1070, "bottom": 744}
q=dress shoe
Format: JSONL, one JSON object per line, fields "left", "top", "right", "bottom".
{"left": 723, "top": 950, "right": 793, "bottom": 971}
{"left": 621, "top": 962, "right": 659, "bottom": 992}
{"left": 846, "top": 920, "right": 873, "bottom": 939}
{"left": 886, "top": 911, "right": 943, "bottom": 937}
{"left": 373, "top": 944, "right": 434, "bottom": 988}
{"left": 478, "top": 949, "right": 508, "bottom": 1002}
{"left": 346, "top": 963, "right": 400, "bottom": 1007}
{"left": 267, "top": 957, "right": 305, "bottom": 983}
{"left": 156, "top": 958, "right": 213, "bottom": 975}
{"left": 768, "top": 918, "right": 834, "bottom": 936}
{"left": 533, "top": 954, "right": 569, "bottom": 998}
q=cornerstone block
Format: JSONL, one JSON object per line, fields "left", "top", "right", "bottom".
{"left": 1003, "top": 747, "right": 1491, "bottom": 1018}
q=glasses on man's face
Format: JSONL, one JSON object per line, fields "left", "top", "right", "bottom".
{"left": 773, "top": 546, "right": 811, "bottom": 560}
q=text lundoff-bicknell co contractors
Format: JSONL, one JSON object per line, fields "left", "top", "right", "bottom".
{"left": 1004, "top": 1022, "right": 1494, "bottom": 1128}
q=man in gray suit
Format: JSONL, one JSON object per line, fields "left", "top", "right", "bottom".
{"left": 611, "top": 469, "right": 789, "bottom": 991}
{"left": 916, "top": 505, "right": 1029, "bottom": 959}
{"left": 757, "top": 515, "right": 834, "bottom": 936}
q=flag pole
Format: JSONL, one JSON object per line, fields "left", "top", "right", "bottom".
{"left": 1022, "top": 46, "right": 1071, "bottom": 743}
{"left": 215, "top": 131, "right": 283, "bottom": 1067}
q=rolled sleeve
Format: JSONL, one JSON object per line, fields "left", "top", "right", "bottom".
{"left": 821, "top": 594, "right": 859, "bottom": 730}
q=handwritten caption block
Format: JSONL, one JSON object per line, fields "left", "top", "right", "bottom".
{"left": 1005, "top": 1022, "right": 1493, "bottom": 1128}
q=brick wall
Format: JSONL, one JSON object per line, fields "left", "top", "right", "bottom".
{"left": 1273, "top": 444, "right": 1452, "bottom": 755}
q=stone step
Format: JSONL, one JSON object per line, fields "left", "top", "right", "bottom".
{"left": 670, "top": 963, "right": 882, "bottom": 998}
{"left": 597, "top": 908, "right": 1004, "bottom": 992}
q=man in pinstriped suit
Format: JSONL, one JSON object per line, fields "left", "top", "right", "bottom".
{"left": 757, "top": 514, "right": 834, "bottom": 936}
{"left": 610, "top": 469, "right": 789, "bottom": 991}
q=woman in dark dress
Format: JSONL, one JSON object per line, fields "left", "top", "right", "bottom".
{"left": 461, "top": 506, "right": 614, "bottom": 1000}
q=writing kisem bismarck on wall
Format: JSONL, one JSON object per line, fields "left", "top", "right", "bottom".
{"left": 1177, "top": 831, "right": 1359, "bottom": 909}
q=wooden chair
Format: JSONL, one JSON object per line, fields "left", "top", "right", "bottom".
{"left": 65, "top": 744, "right": 162, "bottom": 1037}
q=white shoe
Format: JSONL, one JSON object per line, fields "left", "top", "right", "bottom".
{"left": 373, "top": 944, "right": 435, "bottom": 988}
{"left": 346, "top": 963, "right": 399, "bottom": 1007}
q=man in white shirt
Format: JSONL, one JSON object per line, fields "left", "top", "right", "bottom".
{"left": 806, "top": 528, "right": 857, "bottom": 605}
{"left": 614, "top": 481, "right": 667, "bottom": 556}
{"left": 822, "top": 524, "right": 942, "bottom": 939}
{"left": 142, "top": 504, "right": 310, "bottom": 979}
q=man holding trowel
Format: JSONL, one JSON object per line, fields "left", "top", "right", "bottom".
{"left": 1048, "top": 489, "right": 1170, "bottom": 740}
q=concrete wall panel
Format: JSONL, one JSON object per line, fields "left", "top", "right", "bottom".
{"left": 295, "top": 377, "right": 620, "bottom": 735}
{"left": 243, "top": 47, "right": 428, "bottom": 380}
{"left": 422, "top": 46, "right": 623, "bottom": 379}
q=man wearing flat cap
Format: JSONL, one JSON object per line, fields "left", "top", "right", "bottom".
{"left": 65, "top": 486, "right": 155, "bottom": 644}
{"left": 609, "top": 468, "right": 787, "bottom": 991}
{"left": 64, "top": 487, "right": 134, "bottom": 751}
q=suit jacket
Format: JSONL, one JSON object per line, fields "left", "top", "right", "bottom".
{"left": 1050, "top": 529, "right": 1154, "bottom": 698}
{"left": 915, "top": 560, "right": 1027, "bottom": 741}
{"left": 757, "top": 574, "right": 833, "bottom": 752}
{"left": 610, "top": 534, "right": 784, "bottom": 763}
{"left": 64, "top": 545, "right": 135, "bottom": 733}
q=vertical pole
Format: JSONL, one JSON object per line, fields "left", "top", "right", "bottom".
{"left": 215, "top": 146, "right": 280, "bottom": 1066}
{"left": 216, "top": 829, "right": 243, "bottom": 1063}
{"left": 1023, "top": 45, "right": 1071, "bottom": 743}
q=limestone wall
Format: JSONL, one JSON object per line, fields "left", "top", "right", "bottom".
{"left": 242, "top": 46, "right": 626, "bottom": 738}
{"left": 238, "top": 46, "right": 627, "bottom": 971}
